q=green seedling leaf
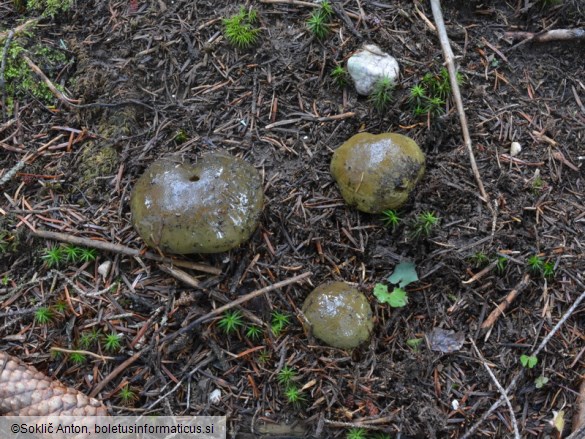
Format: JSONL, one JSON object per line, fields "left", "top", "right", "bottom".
{"left": 406, "top": 338, "right": 423, "bottom": 350}
{"left": 388, "top": 288, "right": 408, "bottom": 307}
{"left": 373, "top": 283, "right": 389, "bottom": 301}
{"left": 534, "top": 375, "right": 548, "bottom": 389}
{"left": 388, "top": 261, "right": 418, "bottom": 288}
{"left": 374, "top": 284, "right": 408, "bottom": 307}
{"left": 520, "top": 354, "right": 538, "bottom": 369}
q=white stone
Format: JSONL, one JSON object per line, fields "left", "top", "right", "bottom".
{"left": 510, "top": 142, "right": 522, "bottom": 157}
{"left": 98, "top": 260, "right": 111, "bottom": 280}
{"left": 347, "top": 44, "right": 399, "bottom": 96}
{"left": 209, "top": 388, "right": 221, "bottom": 404}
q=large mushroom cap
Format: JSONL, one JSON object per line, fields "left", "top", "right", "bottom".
{"left": 130, "top": 153, "right": 263, "bottom": 254}
{"left": 302, "top": 282, "right": 373, "bottom": 349}
{"left": 330, "top": 132, "right": 425, "bottom": 213}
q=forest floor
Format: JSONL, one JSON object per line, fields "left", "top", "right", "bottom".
{"left": 0, "top": 0, "right": 584, "bottom": 438}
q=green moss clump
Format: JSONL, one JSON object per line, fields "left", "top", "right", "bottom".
{"left": 26, "top": 0, "right": 73, "bottom": 17}
{"left": 3, "top": 40, "right": 69, "bottom": 114}
{"left": 76, "top": 145, "right": 118, "bottom": 199}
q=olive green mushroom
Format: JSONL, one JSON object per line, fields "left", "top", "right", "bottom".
{"left": 330, "top": 132, "right": 425, "bottom": 213}
{"left": 130, "top": 153, "right": 263, "bottom": 254}
{"left": 302, "top": 282, "right": 373, "bottom": 349}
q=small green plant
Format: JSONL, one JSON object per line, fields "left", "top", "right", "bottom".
{"left": 470, "top": 251, "right": 490, "bottom": 268}
{"left": 34, "top": 307, "right": 53, "bottom": 324}
{"left": 346, "top": 428, "right": 368, "bottom": 439}
{"left": 258, "top": 349, "right": 271, "bottom": 364}
{"left": 78, "top": 247, "right": 97, "bottom": 263}
{"left": 535, "top": 375, "right": 549, "bottom": 389}
{"left": 527, "top": 254, "right": 544, "bottom": 273}
{"left": 245, "top": 325, "right": 263, "bottom": 341}
{"left": 104, "top": 332, "right": 122, "bottom": 352}
{"left": 330, "top": 65, "right": 348, "bottom": 88}
{"left": 410, "top": 211, "right": 439, "bottom": 239}
{"left": 381, "top": 209, "right": 400, "bottom": 229}
{"left": 271, "top": 311, "right": 290, "bottom": 336}
{"left": 532, "top": 174, "right": 544, "bottom": 193}
{"left": 79, "top": 329, "right": 101, "bottom": 349}
{"left": 306, "top": 1, "right": 333, "bottom": 39}
{"left": 410, "top": 68, "right": 463, "bottom": 118}
{"left": 369, "top": 76, "right": 395, "bottom": 112}
{"left": 69, "top": 351, "right": 86, "bottom": 365}
{"left": 62, "top": 244, "right": 82, "bottom": 263}
{"left": 277, "top": 365, "right": 296, "bottom": 387}
{"left": 53, "top": 301, "right": 67, "bottom": 313}
{"left": 283, "top": 385, "right": 305, "bottom": 407}
{"left": 406, "top": 338, "right": 423, "bottom": 351}
{"left": 373, "top": 261, "right": 419, "bottom": 308}
{"left": 174, "top": 129, "right": 188, "bottom": 144}
{"left": 542, "top": 261, "right": 555, "bottom": 279}
{"left": 223, "top": 7, "right": 261, "bottom": 49}
{"left": 217, "top": 310, "right": 244, "bottom": 334}
{"left": 520, "top": 354, "right": 538, "bottom": 369}
{"left": 0, "top": 232, "right": 14, "bottom": 253}
{"left": 1, "top": 274, "right": 10, "bottom": 286}
{"left": 408, "top": 83, "right": 426, "bottom": 107}
{"left": 42, "top": 245, "right": 63, "bottom": 267}
{"left": 118, "top": 385, "right": 138, "bottom": 404}
{"left": 496, "top": 256, "right": 508, "bottom": 274}
{"left": 426, "top": 96, "right": 446, "bottom": 117}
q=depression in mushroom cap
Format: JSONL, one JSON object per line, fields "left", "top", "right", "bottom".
{"left": 302, "top": 282, "right": 373, "bottom": 349}
{"left": 130, "top": 153, "right": 263, "bottom": 254}
{"left": 330, "top": 132, "right": 425, "bottom": 213}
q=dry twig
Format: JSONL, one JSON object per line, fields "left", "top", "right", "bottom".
{"left": 429, "top": 0, "right": 489, "bottom": 204}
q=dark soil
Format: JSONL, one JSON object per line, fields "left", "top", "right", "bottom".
{"left": 1, "top": 1, "right": 584, "bottom": 438}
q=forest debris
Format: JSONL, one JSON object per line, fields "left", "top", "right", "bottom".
{"left": 481, "top": 274, "right": 530, "bottom": 330}
{"left": 427, "top": 328, "right": 465, "bottom": 353}
{"left": 573, "top": 379, "right": 585, "bottom": 436}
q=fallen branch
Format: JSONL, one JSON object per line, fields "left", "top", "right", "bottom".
{"left": 30, "top": 229, "right": 221, "bottom": 275}
{"left": 504, "top": 28, "right": 585, "bottom": 45}
{"left": 429, "top": 0, "right": 489, "bottom": 204}
{"left": 480, "top": 274, "right": 530, "bottom": 330}
{"left": 160, "top": 271, "right": 312, "bottom": 344}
